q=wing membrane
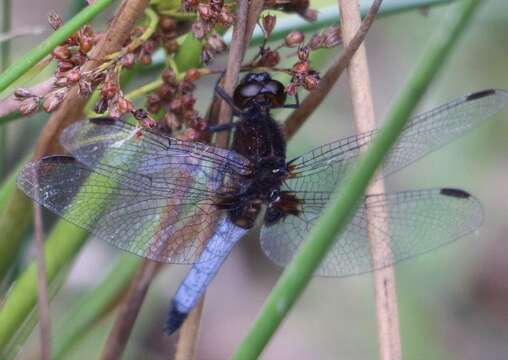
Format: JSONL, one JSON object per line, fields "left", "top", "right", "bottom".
{"left": 260, "top": 188, "right": 483, "bottom": 277}
{"left": 286, "top": 90, "right": 508, "bottom": 193}
{"left": 17, "top": 156, "right": 242, "bottom": 264}
{"left": 60, "top": 118, "right": 253, "bottom": 193}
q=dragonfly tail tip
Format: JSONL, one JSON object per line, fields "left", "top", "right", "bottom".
{"left": 164, "top": 304, "right": 189, "bottom": 336}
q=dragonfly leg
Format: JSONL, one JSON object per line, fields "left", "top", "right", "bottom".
{"left": 207, "top": 121, "right": 238, "bottom": 133}
{"left": 282, "top": 92, "right": 300, "bottom": 109}
{"left": 214, "top": 73, "right": 243, "bottom": 116}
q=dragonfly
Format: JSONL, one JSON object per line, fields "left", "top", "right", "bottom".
{"left": 17, "top": 72, "right": 508, "bottom": 335}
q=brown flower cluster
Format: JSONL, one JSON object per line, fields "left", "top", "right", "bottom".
{"left": 146, "top": 68, "right": 206, "bottom": 140}
{"left": 286, "top": 46, "right": 320, "bottom": 95}
{"left": 132, "top": 16, "right": 181, "bottom": 66}
{"left": 185, "top": 0, "right": 233, "bottom": 64}
{"left": 15, "top": 12, "right": 98, "bottom": 115}
{"left": 246, "top": 15, "right": 342, "bottom": 96}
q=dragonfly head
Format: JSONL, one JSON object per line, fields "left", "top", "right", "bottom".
{"left": 233, "top": 72, "right": 287, "bottom": 110}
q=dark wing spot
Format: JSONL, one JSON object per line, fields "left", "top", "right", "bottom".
{"left": 465, "top": 89, "right": 496, "bottom": 101}
{"left": 41, "top": 155, "right": 77, "bottom": 164}
{"left": 440, "top": 188, "right": 471, "bottom": 199}
{"left": 89, "top": 117, "right": 117, "bottom": 125}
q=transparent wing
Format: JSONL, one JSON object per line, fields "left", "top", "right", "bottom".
{"left": 286, "top": 90, "right": 508, "bottom": 193}
{"left": 60, "top": 118, "right": 253, "bottom": 194}
{"left": 260, "top": 188, "right": 483, "bottom": 277}
{"left": 17, "top": 156, "right": 242, "bottom": 264}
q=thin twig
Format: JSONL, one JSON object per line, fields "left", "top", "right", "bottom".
{"left": 173, "top": 296, "right": 205, "bottom": 360}
{"left": 33, "top": 203, "right": 51, "bottom": 360}
{"left": 214, "top": 0, "right": 250, "bottom": 148}
{"left": 338, "top": 1, "right": 401, "bottom": 360}
{"left": 0, "top": 78, "right": 55, "bottom": 118}
{"left": 0, "top": 25, "right": 45, "bottom": 44}
{"left": 283, "top": 0, "right": 382, "bottom": 139}
{"left": 174, "top": 2, "right": 259, "bottom": 358}
{"left": 99, "top": 261, "right": 161, "bottom": 360}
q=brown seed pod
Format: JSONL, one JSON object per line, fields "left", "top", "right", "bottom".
{"left": 162, "top": 39, "right": 179, "bottom": 53}
{"left": 78, "top": 79, "right": 93, "bottom": 96}
{"left": 117, "top": 97, "right": 134, "bottom": 114}
{"left": 207, "top": 33, "right": 227, "bottom": 53}
{"left": 42, "top": 91, "right": 64, "bottom": 112}
{"left": 48, "top": 10, "right": 63, "bottom": 30}
{"left": 66, "top": 68, "right": 81, "bottom": 82}
{"left": 157, "top": 83, "right": 175, "bottom": 100}
{"left": 292, "top": 60, "right": 310, "bottom": 75}
{"left": 54, "top": 77, "right": 69, "bottom": 87}
{"left": 14, "top": 88, "right": 34, "bottom": 99}
{"left": 101, "top": 82, "right": 119, "bottom": 99}
{"left": 197, "top": 4, "right": 213, "bottom": 21}
{"left": 53, "top": 46, "right": 71, "bottom": 60}
{"left": 185, "top": 68, "right": 201, "bottom": 82}
{"left": 192, "top": 21, "right": 206, "bottom": 40}
{"left": 304, "top": 74, "right": 319, "bottom": 90}
{"left": 297, "top": 46, "right": 310, "bottom": 61}
{"left": 258, "top": 49, "right": 280, "bottom": 67}
{"left": 218, "top": 10, "right": 234, "bottom": 26}
{"left": 119, "top": 53, "right": 136, "bottom": 68}
{"left": 262, "top": 15, "right": 277, "bottom": 36}
{"left": 285, "top": 31, "right": 305, "bottom": 48}
{"left": 79, "top": 35, "right": 94, "bottom": 53}
{"left": 164, "top": 112, "right": 181, "bottom": 131}
{"left": 323, "top": 26, "right": 341, "bottom": 48}
{"left": 161, "top": 69, "right": 176, "bottom": 85}
{"left": 159, "top": 16, "right": 177, "bottom": 33}
{"left": 138, "top": 52, "right": 152, "bottom": 65}
{"left": 19, "top": 97, "right": 40, "bottom": 115}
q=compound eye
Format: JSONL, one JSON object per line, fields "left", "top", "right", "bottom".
{"left": 261, "top": 80, "right": 286, "bottom": 107}
{"left": 233, "top": 82, "right": 263, "bottom": 108}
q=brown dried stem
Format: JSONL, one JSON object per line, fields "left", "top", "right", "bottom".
{"left": 338, "top": 1, "right": 401, "bottom": 359}
{"left": 100, "top": 260, "right": 162, "bottom": 360}
{"left": 174, "top": 1, "right": 260, "bottom": 359}
{"left": 214, "top": 0, "right": 250, "bottom": 148}
{"left": 283, "top": 0, "right": 381, "bottom": 140}
{"left": 173, "top": 297, "right": 205, "bottom": 360}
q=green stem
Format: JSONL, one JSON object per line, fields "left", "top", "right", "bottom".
{"left": 0, "top": 221, "right": 89, "bottom": 351}
{"left": 0, "top": 0, "right": 11, "bottom": 177}
{"left": 159, "top": 9, "right": 197, "bottom": 20}
{"left": 0, "top": 156, "right": 32, "bottom": 281}
{"left": 231, "top": 0, "right": 483, "bottom": 358}
{"left": 125, "top": 78, "right": 163, "bottom": 100}
{"left": 52, "top": 254, "right": 142, "bottom": 359}
{"left": 0, "top": 0, "right": 116, "bottom": 95}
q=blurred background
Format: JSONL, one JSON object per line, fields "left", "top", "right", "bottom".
{"left": 2, "top": 0, "right": 508, "bottom": 359}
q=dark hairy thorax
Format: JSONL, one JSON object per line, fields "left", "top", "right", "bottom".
{"left": 216, "top": 72, "right": 302, "bottom": 229}
{"left": 226, "top": 106, "right": 289, "bottom": 228}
